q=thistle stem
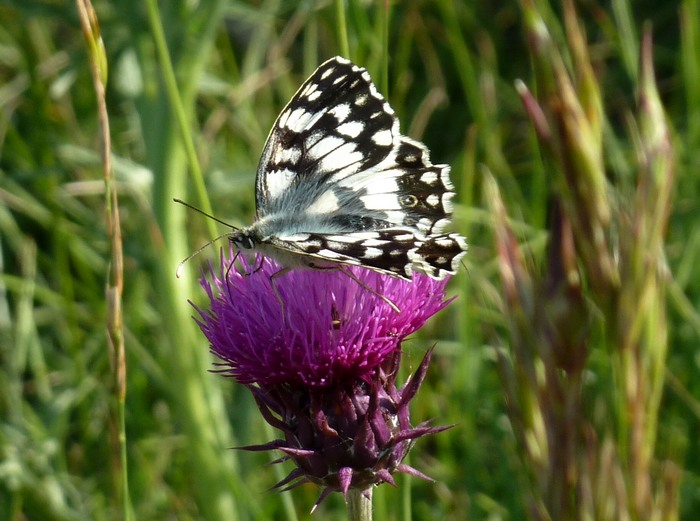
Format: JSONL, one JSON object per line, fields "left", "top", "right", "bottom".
{"left": 347, "top": 488, "right": 373, "bottom": 521}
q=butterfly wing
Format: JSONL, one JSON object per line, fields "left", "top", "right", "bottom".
{"left": 264, "top": 229, "right": 467, "bottom": 281}
{"left": 255, "top": 57, "right": 456, "bottom": 237}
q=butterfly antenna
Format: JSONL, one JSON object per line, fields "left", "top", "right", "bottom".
{"left": 176, "top": 232, "right": 233, "bottom": 278}
{"left": 173, "top": 198, "right": 238, "bottom": 229}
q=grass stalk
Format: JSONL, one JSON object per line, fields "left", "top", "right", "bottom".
{"left": 141, "top": 1, "right": 244, "bottom": 520}
{"left": 491, "top": 2, "right": 680, "bottom": 519}
{"left": 144, "top": 0, "right": 217, "bottom": 240}
{"left": 335, "top": 0, "right": 350, "bottom": 59}
{"left": 75, "top": 1, "right": 131, "bottom": 518}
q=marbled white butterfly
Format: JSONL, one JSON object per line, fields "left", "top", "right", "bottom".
{"left": 228, "top": 56, "right": 467, "bottom": 280}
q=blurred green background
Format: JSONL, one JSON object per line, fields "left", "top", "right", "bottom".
{"left": 1, "top": 1, "right": 698, "bottom": 520}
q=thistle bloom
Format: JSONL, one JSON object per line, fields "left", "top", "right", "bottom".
{"left": 194, "top": 249, "right": 454, "bottom": 508}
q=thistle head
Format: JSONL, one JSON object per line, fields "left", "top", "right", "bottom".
{"left": 194, "top": 250, "right": 454, "bottom": 508}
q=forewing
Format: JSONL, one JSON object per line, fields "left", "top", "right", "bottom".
{"left": 255, "top": 57, "right": 457, "bottom": 238}
{"left": 256, "top": 57, "right": 395, "bottom": 218}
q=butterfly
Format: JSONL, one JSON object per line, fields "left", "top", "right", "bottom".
{"left": 202, "top": 56, "right": 467, "bottom": 281}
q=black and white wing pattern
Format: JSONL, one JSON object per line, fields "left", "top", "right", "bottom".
{"left": 230, "top": 56, "right": 467, "bottom": 280}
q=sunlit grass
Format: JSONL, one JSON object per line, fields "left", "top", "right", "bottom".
{"left": 1, "top": 1, "right": 698, "bottom": 520}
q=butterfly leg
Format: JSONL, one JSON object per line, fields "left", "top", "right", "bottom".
{"left": 335, "top": 266, "right": 401, "bottom": 313}
{"left": 269, "top": 267, "right": 292, "bottom": 317}
{"left": 250, "top": 255, "right": 266, "bottom": 275}
{"left": 224, "top": 250, "right": 243, "bottom": 282}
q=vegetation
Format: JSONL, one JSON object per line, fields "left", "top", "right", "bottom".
{"left": 1, "top": 1, "right": 698, "bottom": 519}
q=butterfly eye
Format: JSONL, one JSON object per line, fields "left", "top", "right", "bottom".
{"left": 231, "top": 233, "right": 255, "bottom": 250}
{"left": 399, "top": 194, "right": 418, "bottom": 208}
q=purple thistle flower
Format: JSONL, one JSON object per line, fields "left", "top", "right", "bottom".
{"left": 193, "top": 249, "right": 454, "bottom": 508}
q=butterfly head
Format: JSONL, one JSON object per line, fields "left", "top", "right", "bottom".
{"left": 230, "top": 229, "right": 256, "bottom": 250}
